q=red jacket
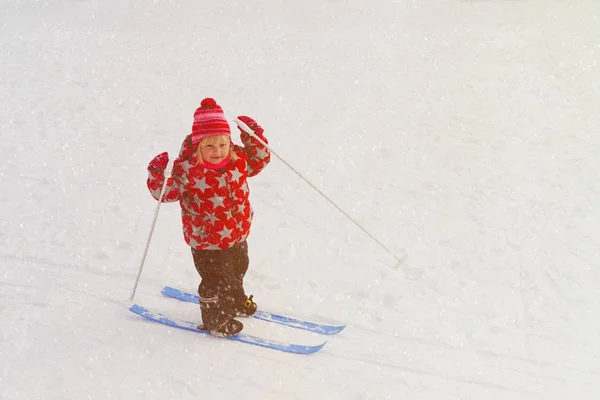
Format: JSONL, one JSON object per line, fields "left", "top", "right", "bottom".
{"left": 147, "top": 131, "right": 270, "bottom": 250}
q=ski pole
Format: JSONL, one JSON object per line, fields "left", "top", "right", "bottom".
{"left": 130, "top": 159, "right": 173, "bottom": 301}
{"left": 234, "top": 118, "right": 407, "bottom": 267}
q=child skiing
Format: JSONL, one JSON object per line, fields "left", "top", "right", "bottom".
{"left": 146, "top": 98, "right": 270, "bottom": 336}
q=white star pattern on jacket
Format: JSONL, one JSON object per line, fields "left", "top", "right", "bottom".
{"left": 254, "top": 147, "right": 269, "bottom": 160}
{"left": 192, "top": 177, "right": 211, "bottom": 192}
{"left": 215, "top": 175, "right": 227, "bottom": 189}
{"left": 229, "top": 167, "right": 243, "bottom": 184}
{"left": 203, "top": 212, "right": 218, "bottom": 224}
{"left": 192, "top": 224, "right": 206, "bottom": 237}
{"left": 208, "top": 194, "right": 225, "bottom": 209}
{"left": 146, "top": 130, "right": 270, "bottom": 250}
{"left": 218, "top": 226, "right": 233, "bottom": 240}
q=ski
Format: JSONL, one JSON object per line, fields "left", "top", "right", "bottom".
{"left": 161, "top": 286, "right": 345, "bottom": 335}
{"left": 129, "top": 304, "right": 326, "bottom": 355}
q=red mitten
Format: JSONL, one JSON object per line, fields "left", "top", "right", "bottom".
{"left": 171, "top": 159, "right": 185, "bottom": 177}
{"left": 237, "top": 116, "right": 264, "bottom": 136}
{"left": 148, "top": 152, "right": 169, "bottom": 172}
{"left": 237, "top": 116, "right": 267, "bottom": 145}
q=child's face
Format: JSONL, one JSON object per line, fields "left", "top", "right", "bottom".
{"left": 200, "top": 136, "right": 231, "bottom": 164}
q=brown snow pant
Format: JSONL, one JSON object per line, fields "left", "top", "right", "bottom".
{"left": 191, "top": 241, "right": 249, "bottom": 329}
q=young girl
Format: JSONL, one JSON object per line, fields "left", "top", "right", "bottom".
{"left": 146, "top": 98, "right": 270, "bottom": 336}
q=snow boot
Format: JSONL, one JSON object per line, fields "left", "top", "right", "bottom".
{"left": 236, "top": 295, "right": 257, "bottom": 317}
{"left": 198, "top": 318, "right": 243, "bottom": 337}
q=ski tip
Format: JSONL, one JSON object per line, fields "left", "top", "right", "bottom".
{"left": 278, "top": 340, "right": 326, "bottom": 355}
{"left": 308, "top": 341, "right": 327, "bottom": 354}
{"left": 325, "top": 325, "right": 346, "bottom": 335}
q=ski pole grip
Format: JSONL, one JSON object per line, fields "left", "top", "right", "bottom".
{"left": 234, "top": 118, "right": 269, "bottom": 149}
{"left": 234, "top": 117, "right": 253, "bottom": 134}
{"left": 165, "top": 158, "right": 174, "bottom": 177}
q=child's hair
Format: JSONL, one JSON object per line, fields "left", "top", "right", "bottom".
{"left": 195, "top": 134, "right": 238, "bottom": 165}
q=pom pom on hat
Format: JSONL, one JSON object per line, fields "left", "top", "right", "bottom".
{"left": 200, "top": 98, "right": 218, "bottom": 109}
{"left": 191, "top": 98, "right": 231, "bottom": 145}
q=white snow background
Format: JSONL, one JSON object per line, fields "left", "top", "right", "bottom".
{"left": 2, "top": 0, "right": 600, "bottom": 399}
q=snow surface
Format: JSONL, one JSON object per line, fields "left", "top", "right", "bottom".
{"left": 2, "top": 0, "right": 600, "bottom": 398}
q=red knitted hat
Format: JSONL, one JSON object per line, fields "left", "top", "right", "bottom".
{"left": 191, "top": 98, "right": 231, "bottom": 145}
